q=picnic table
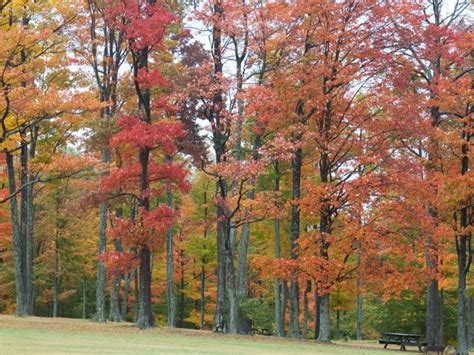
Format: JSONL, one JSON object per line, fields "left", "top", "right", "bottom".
{"left": 379, "top": 332, "right": 427, "bottom": 352}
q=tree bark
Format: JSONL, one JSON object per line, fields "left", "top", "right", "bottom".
{"left": 6, "top": 153, "right": 28, "bottom": 316}
{"left": 166, "top": 185, "right": 176, "bottom": 327}
{"left": 314, "top": 287, "right": 320, "bottom": 340}
{"left": 319, "top": 294, "right": 330, "bottom": 342}
{"left": 82, "top": 275, "right": 87, "bottom": 319}
{"left": 302, "top": 280, "right": 311, "bottom": 339}
{"left": 122, "top": 272, "right": 131, "bottom": 320}
{"left": 289, "top": 147, "right": 302, "bottom": 338}
{"left": 53, "top": 229, "right": 59, "bottom": 318}
{"left": 469, "top": 295, "right": 474, "bottom": 349}
{"left": 95, "top": 202, "right": 107, "bottom": 322}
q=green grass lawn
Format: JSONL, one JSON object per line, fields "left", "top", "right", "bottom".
{"left": 0, "top": 315, "right": 406, "bottom": 354}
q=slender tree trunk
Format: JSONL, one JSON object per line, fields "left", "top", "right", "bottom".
{"left": 83, "top": 275, "right": 87, "bottom": 319}
{"left": 289, "top": 147, "right": 302, "bottom": 338}
{"left": 282, "top": 280, "right": 289, "bottom": 335}
{"left": 53, "top": 231, "right": 59, "bottom": 318}
{"left": 457, "top": 241, "right": 468, "bottom": 355}
{"left": 166, "top": 184, "right": 176, "bottom": 327}
{"left": 133, "top": 270, "right": 139, "bottom": 323}
{"left": 469, "top": 296, "right": 474, "bottom": 349}
{"left": 274, "top": 219, "right": 283, "bottom": 337}
{"left": 302, "top": 280, "right": 311, "bottom": 339}
{"left": 200, "top": 265, "right": 206, "bottom": 329}
{"left": 319, "top": 294, "right": 330, "bottom": 342}
{"left": 179, "top": 250, "right": 185, "bottom": 328}
{"left": 356, "top": 287, "right": 363, "bottom": 340}
{"left": 122, "top": 272, "right": 131, "bottom": 320}
{"left": 95, "top": 202, "right": 107, "bottom": 322}
{"left": 314, "top": 287, "right": 320, "bottom": 340}
{"left": 336, "top": 310, "right": 341, "bottom": 339}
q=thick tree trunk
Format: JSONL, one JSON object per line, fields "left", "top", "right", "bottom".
{"left": 213, "top": 212, "right": 226, "bottom": 332}
{"left": 289, "top": 147, "right": 302, "bottom": 338}
{"left": 166, "top": 186, "right": 176, "bottom": 327}
{"left": 109, "top": 273, "right": 121, "bottom": 322}
{"left": 426, "top": 279, "right": 442, "bottom": 346}
{"left": 137, "top": 246, "right": 154, "bottom": 329}
{"left": 225, "top": 222, "right": 238, "bottom": 334}
{"left": 319, "top": 294, "right": 330, "bottom": 342}
{"left": 6, "top": 153, "right": 28, "bottom": 316}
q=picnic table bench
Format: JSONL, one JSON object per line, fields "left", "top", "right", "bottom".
{"left": 379, "top": 332, "right": 427, "bottom": 352}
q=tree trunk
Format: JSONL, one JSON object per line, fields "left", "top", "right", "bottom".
{"left": 469, "top": 295, "right": 474, "bottom": 349}
{"left": 289, "top": 147, "right": 302, "bottom": 338}
{"left": 457, "top": 236, "right": 469, "bottom": 355}
{"left": 6, "top": 153, "right": 28, "bottom": 316}
{"left": 137, "top": 246, "right": 154, "bottom": 329}
{"left": 282, "top": 280, "right": 289, "bottom": 336}
{"left": 225, "top": 222, "right": 238, "bottom": 334}
{"left": 133, "top": 270, "right": 139, "bottom": 323}
{"left": 200, "top": 265, "right": 206, "bottom": 329}
{"left": 83, "top": 275, "right": 87, "bottom": 319}
{"left": 166, "top": 185, "right": 176, "bottom": 327}
{"left": 53, "top": 231, "right": 59, "bottom": 318}
{"left": 122, "top": 272, "right": 131, "bottom": 320}
{"left": 314, "top": 287, "right": 320, "bottom": 340}
{"left": 179, "top": 250, "right": 185, "bottom": 328}
{"left": 319, "top": 294, "right": 330, "bottom": 342}
{"left": 356, "top": 287, "right": 363, "bottom": 341}
{"left": 110, "top": 273, "right": 122, "bottom": 322}
{"left": 274, "top": 218, "right": 283, "bottom": 337}
{"left": 95, "top": 202, "right": 107, "bottom": 322}
{"left": 213, "top": 212, "right": 227, "bottom": 332}
{"left": 336, "top": 310, "right": 341, "bottom": 339}
{"left": 302, "top": 280, "right": 311, "bottom": 339}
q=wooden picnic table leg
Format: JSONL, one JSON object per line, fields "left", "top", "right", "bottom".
{"left": 400, "top": 343, "right": 406, "bottom": 351}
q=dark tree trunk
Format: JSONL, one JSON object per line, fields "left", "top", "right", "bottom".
{"left": 179, "top": 250, "right": 185, "bottom": 328}
{"left": 282, "top": 280, "right": 289, "bottom": 335}
{"left": 95, "top": 202, "right": 107, "bottom": 322}
{"left": 274, "top": 163, "right": 283, "bottom": 337}
{"left": 137, "top": 246, "right": 154, "bottom": 329}
{"left": 469, "top": 295, "right": 474, "bottom": 349}
{"left": 289, "top": 147, "right": 302, "bottom": 338}
{"left": 166, "top": 185, "right": 176, "bottom": 327}
{"left": 83, "top": 275, "right": 87, "bottom": 319}
{"left": 122, "top": 272, "right": 131, "bottom": 320}
{"left": 356, "top": 286, "right": 363, "bottom": 340}
{"left": 53, "top": 229, "right": 59, "bottom": 318}
{"left": 455, "top": 103, "right": 472, "bottom": 355}
{"left": 133, "top": 270, "right": 139, "bottom": 323}
{"left": 302, "top": 280, "right": 311, "bottom": 339}
{"left": 314, "top": 287, "right": 320, "bottom": 340}
{"left": 200, "top": 265, "right": 206, "bottom": 330}
{"left": 6, "top": 153, "right": 28, "bottom": 316}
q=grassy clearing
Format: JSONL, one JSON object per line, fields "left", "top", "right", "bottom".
{"left": 0, "top": 315, "right": 406, "bottom": 354}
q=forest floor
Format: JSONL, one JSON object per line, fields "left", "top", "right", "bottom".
{"left": 0, "top": 315, "right": 411, "bottom": 354}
